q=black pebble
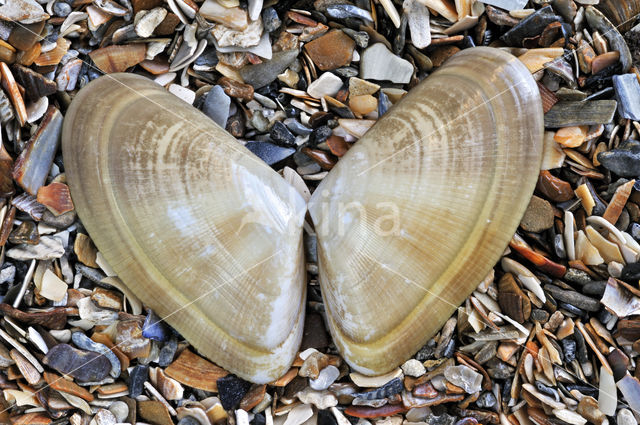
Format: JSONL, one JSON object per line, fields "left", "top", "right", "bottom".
{"left": 621, "top": 262, "right": 640, "bottom": 283}
{"left": 270, "top": 121, "right": 296, "bottom": 146}
{"left": 318, "top": 410, "right": 338, "bottom": 425}
{"left": 217, "top": 375, "right": 252, "bottom": 410}
{"left": 253, "top": 413, "right": 266, "bottom": 425}
{"left": 311, "top": 126, "right": 332, "bottom": 145}
{"left": 129, "top": 365, "right": 149, "bottom": 398}
{"left": 245, "top": 142, "right": 296, "bottom": 165}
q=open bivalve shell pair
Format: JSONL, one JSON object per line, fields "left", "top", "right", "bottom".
{"left": 62, "top": 47, "right": 544, "bottom": 383}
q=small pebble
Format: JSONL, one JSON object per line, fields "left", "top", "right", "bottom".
{"left": 401, "top": 359, "right": 426, "bottom": 377}
{"left": 310, "top": 365, "right": 340, "bottom": 390}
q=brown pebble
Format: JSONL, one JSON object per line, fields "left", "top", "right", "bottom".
{"left": 304, "top": 30, "right": 355, "bottom": 71}
{"left": 132, "top": 0, "right": 163, "bottom": 13}
{"left": 520, "top": 195, "right": 554, "bottom": 232}
{"left": 75, "top": 233, "right": 99, "bottom": 268}
{"left": 536, "top": 170, "right": 574, "bottom": 202}
{"left": 10, "top": 413, "right": 51, "bottom": 425}
{"left": 577, "top": 396, "right": 606, "bottom": 425}
{"left": 165, "top": 349, "right": 228, "bottom": 392}
{"left": 44, "top": 371, "right": 94, "bottom": 402}
{"left": 498, "top": 273, "right": 531, "bottom": 323}
{"left": 10, "top": 349, "right": 40, "bottom": 385}
{"left": 218, "top": 76, "right": 254, "bottom": 101}
{"left": 349, "top": 95, "right": 377, "bottom": 115}
{"left": 138, "top": 400, "right": 173, "bottom": 425}
{"left": 326, "top": 135, "right": 350, "bottom": 157}
{"left": 91, "top": 287, "right": 123, "bottom": 310}
{"left": 302, "top": 147, "right": 337, "bottom": 170}
{"left": 154, "top": 12, "right": 181, "bottom": 35}
{"left": 591, "top": 51, "right": 620, "bottom": 74}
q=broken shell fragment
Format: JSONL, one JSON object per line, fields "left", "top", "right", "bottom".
{"left": 62, "top": 73, "right": 307, "bottom": 383}
{"left": 308, "top": 47, "right": 544, "bottom": 375}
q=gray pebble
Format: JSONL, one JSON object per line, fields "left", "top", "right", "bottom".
{"left": 563, "top": 268, "right": 592, "bottom": 286}
{"left": 531, "top": 309, "right": 549, "bottom": 322}
{"left": 158, "top": 337, "right": 178, "bottom": 367}
{"left": 53, "top": 1, "right": 72, "bottom": 17}
{"left": 262, "top": 7, "right": 281, "bottom": 32}
{"left": 476, "top": 391, "right": 496, "bottom": 408}
{"left": 72, "top": 332, "right": 121, "bottom": 378}
{"left": 108, "top": 401, "right": 129, "bottom": 423}
{"left": 544, "top": 285, "right": 600, "bottom": 311}
{"left": 202, "top": 86, "right": 231, "bottom": 128}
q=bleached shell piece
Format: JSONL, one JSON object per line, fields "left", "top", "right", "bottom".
{"left": 61, "top": 73, "right": 307, "bottom": 383}
{"left": 308, "top": 47, "right": 543, "bottom": 375}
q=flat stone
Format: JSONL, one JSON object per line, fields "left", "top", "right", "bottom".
{"left": 598, "top": 139, "right": 640, "bottom": 177}
{"left": 360, "top": 43, "right": 413, "bottom": 84}
{"left": 138, "top": 400, "right": 173, "bottom": 425}
{"left": 304, "top": 30, "right": 355, "bottom": 71}
{"left": 544, "top": 101, "right": 617, "bottom": 127}
{"left": 239, "top": 49, "right": 298, "bottom": 88}
{"left": 284, "top": 404, "right": 313, "bottom": 425}
{"left": 613, "top": 74, "right": 640, "bottom": 121}
{"left": 245, "top": 141, "right": 295, "bottom": 165}
{"left": 72, "top": 332, "right": 121, "bottom": 378}
{"left": 42, "top": 343, "right": 111, "bottom": 383}
{"left": 520, "top": 195, "right": 554, "bottom": 232}
{"left": 307, "top": 72, "right": 343, "bottom": 99}
{"left": 544, "top": 284, "right": 600, "bottom": 311}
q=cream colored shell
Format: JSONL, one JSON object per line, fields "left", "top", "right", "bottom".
{"left": 308, "top": 47, "right": 544, "bottom": 374}
{"left": 62, "top": 73, "right": 307, "bottom": 383}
